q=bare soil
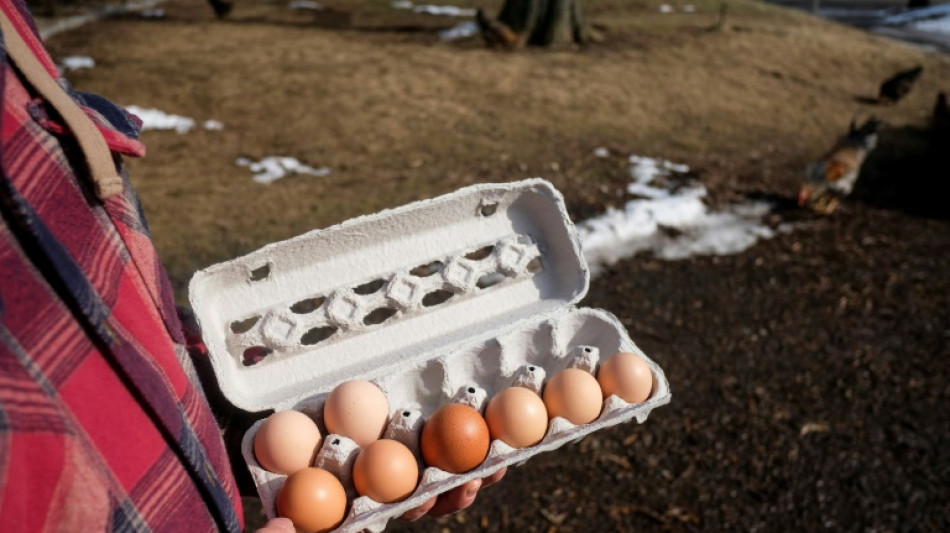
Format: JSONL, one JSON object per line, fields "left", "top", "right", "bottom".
{"left": 38, "top": 0, "right": 950, "bottom": 531}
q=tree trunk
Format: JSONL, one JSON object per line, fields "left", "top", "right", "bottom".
{"left": 497, "top": 0, "right": 590, "bottom": 47}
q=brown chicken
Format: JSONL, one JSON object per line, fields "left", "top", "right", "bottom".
{"left": 878, "top": 65, "right": 923, "bottom": 104}
{"left": 799, "top": 117, "right": 882, "bottom": 214}
{"left": 476, "top": 9, "right": 522, "bottom": 50}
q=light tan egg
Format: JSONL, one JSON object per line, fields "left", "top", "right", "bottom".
{"left": 597, "top": 351, "right": 654, "bottom": 404}
{"left": 485, "top": 386, "right": 548, "bottom": 448}
{"left": 323, "top": 380, "right": 389, "bottom": 448}
{"left": 542, "top": 368, "right": 603, "bottom": 425}
{"left": 353, "top": 439, "right": 419, "bottom": 503}
{"left": 276, "top": 467, "right": 347, "bottom": 533}
{"left": 253, "top": 410, "right": 322, "bottom": 475}
{"left": 421, "top": 403, "right": 490, "bottom": 474}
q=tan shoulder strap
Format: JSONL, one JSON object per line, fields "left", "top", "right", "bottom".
{"left": 1, "top": 10, "right": 123, "bottom": 199}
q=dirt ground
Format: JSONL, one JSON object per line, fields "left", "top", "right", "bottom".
{"left": 36, "top": 0, "right": 950, "bottom": 530}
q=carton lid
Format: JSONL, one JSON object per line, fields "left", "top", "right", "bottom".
{"left": 188, "top": 179, "right": 589, "bottom": 412}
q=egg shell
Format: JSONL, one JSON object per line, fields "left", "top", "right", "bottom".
{"left": 542, "top": 368, "right": 603, "bottom": 425}
{"left": 597, "top": 351, "right": 653, "bottom": 404}
{"left": 353, "top": 439, "right": 419, "bottom": 503}
{"left": 254, "top": 410, "right": 322, "bottom": 475}
{"left": 485, "top": 386, "right": 548, "bottom": 448}
{"left": 421, "top": 403, "right": 490, "bottom": 474}
{"left": 323, "top": 380, "right": 389, "bottom": 448}
{"left": 276, "top": 467, "right": 347, "bottom": 533}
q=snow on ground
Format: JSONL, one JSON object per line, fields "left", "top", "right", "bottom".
{"left": 288, "top": 1, "right": 323, "bottom": 10}
{"left": 392, "top": 1, "right": 476, "bottom": 17}
{"left": 439, "top": 21, "right": 480, "bottom": 41}
{"left": 59, "top": 56, "right": 95, "bottom": 71}
{"left": 577, "top": 155, "right": 781, "bottom": 274}
{"left": 235, "top": 156, "right": 331, "bottom": 184}
{"left": 125, "top": 106, "right": 225, "bottom": 134}
{"left": 125, "top": 106, "right": 195, "bottom": 133}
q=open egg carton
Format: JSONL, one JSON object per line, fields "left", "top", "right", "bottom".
{"left": 189, "top": 179, "right": 671, "bottom": 532}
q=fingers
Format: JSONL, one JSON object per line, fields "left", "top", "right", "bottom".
{"left": 428, "top": 479, "right": 481, "bottom": 517}
{"left": 481, "top": 466, "right": 507, "bottom": 489}
{"left": 400, "top": 496, "right": 437, "bottom": 522}
{"left": 255, "top": 517, "right": 295, "bottom": 533}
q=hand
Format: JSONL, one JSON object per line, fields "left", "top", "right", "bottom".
{"left": 399, "top": 467, "right": 507, "bottom": 521}
{"left": 254, "top": 517, "right": 295, "bottom": 533}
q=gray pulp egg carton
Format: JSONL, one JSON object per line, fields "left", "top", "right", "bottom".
{"left": 188, "top": 179, "right": 671, "bottom": 532}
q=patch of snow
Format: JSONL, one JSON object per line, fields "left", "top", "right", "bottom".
{"left": 593, "top": 147, "right": 610, "bottom": 158}
{"left": 577, "top": 155, "right": 778, "bottom": 274}
{"left": 659, "top": 4, "right": 674, "bottom": 13}
{"left": 236, "top": 156, "right": 331, "bottom": 184}
{"left": 881, "top": 4, "right": 950, "bottom": 26}
{"left": 125, "top": 105, "right": 195, "bottom": 133}
{"left": 203, "top": 120, "right": 224, "bottom": 131}
{"left": 909, "top": 15, "right": 950, "bottom": 34}
{"left": 440, "top": 20, "right": 480, "bottom": 40}
{"left": 683, "top": 5, "right": 696, "bottom": 13}
{"left": 288, "top": 0, "right": 323, "bottom": 10}
{"left": 141, "top": 9, "right": 165, "bottom": 17}
{"left": 59, "top": 56, "right": 95, "bottom": 71}
{"left": 393, "top": 1, "right": 476, "bottom": 17}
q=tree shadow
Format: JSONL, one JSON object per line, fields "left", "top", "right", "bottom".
{"left": 851, "top": 125, "right": 950, "bottom": 220}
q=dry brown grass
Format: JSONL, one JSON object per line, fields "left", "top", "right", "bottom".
{"left": 43, "top": 0, "right": 950, "bottom": 300}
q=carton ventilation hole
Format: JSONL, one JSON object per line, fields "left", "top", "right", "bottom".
{"left": 476, "top": 272, "right": 507, "bottom": 289}
{"left": 528, "top": 366, "right": 536, "bottom": 372}
{"left": 301, "top": 326, "right": 337, "bottom": 345}
{"left": 332, "top": 439, "right": 340, "bottom": 445}
{"left": 584, "top": 347, "right": 592, "bottom": 353}
{"left": 230, "top": 316, "right": 260, "bottom": 334}
{"left": 410, "top": 261, "right": 443, "bottom": 277}
{"left": 467, "top": 387, "right": 476, "bottom": 394}
{"left": 249, "top": 264, "right": 271, "bottom": 281}
{"left": 363, "top": 307, "right": 398, "bottom": 326}
{"left": 527, "top": 257, "right": 543, "bottom": 273}
{"left": 354, "top": 279, "right": 386, "bottom": 295}
{"left": 422, "top": 290, "right": 454, "bottom": 307}
{"left": 403, "top": 411, "right": 411, "bottom": 417}
{"left": 291, "top": 296, "right": 326, "bottom": 314}
{"left": 480, "top": 202, "right": 498, "bottom": 216}
{"left": 242, "top": 346, "right": 272, "bottom": 366}
{"left": 465, "top": 245, "right": 494, "bottom": 261}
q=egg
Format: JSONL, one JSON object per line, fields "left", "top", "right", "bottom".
{"left": 421, "top": 403, "right": 490, "bottom": 473}
{"left": 254, "top": 410, "right": 322, "bottom": 475}
{"left": 484, "top": 386, "right": 548, "bottom": 448}
{"left": 597, "top": 351, "right": 654, "bottom": 404}
{"left": 353, "top": 439, "right": 419, "bottom": 503}
{"left": 276, "top": 467, "right": 347, "bottom": 533}
{"left": 542, "top": 368, "right": 603, "bottom": 425}
{"left": 323, "top": 380, "right": 389, "bottom": 448}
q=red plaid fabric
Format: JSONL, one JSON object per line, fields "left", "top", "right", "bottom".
{"left": 0, "top": 2, "right": 243, "bottom": 531}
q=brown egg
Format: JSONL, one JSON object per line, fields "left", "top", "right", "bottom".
{"left": 276, "top": 467, "right": 347, "bottom": 533}
{"left": 485, "top": 386, "right": 548, "bottom": 448}
{"left": 421, "top": 403, "right": 490, "bottom": 474}
{"left": 597, "top": 351, "right": 654, "bottom": 404}
{"left": 254, "top": 410, "right": 322, "bottom": 475}
{"left": 542, "top": 368, "right": 603, "bottom": 425}
{"left": 353, "top": 439, "right": 419, "bottom": 503}
{"left": 323, "top": 380, "right": 389, "bottom": 448}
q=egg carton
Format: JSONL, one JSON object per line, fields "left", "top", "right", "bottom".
{"left": 189, "top": 179, "right": 671, "bottom": 532}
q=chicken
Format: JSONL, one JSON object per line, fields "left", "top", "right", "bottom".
{"left": 878, "top": 65, "right": 923, "bottom": 104}
{"left": 935, "top": 92, "right": 950, "bottom": 135}
{"left": 799, "top": 117, "right": 882, "bottom": 214}
{"left": 476, "top": 9, "right": 522, "bottom": 50}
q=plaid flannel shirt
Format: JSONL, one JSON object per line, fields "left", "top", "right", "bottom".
{"left": 0, "top": 2, "right": 243, "bottom": 531}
